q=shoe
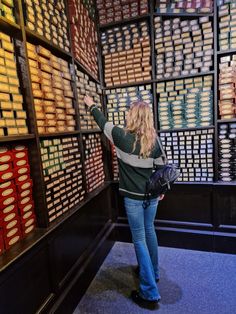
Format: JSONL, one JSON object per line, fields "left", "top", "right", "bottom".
{"left": 131, "top": 290, "right": 160, "bottom": 310}
{"left": 134, "top": 266, "right": 160, "bottom": 283}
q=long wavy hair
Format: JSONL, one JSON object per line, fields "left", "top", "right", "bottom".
{"left": 125, "top": 101, "right": 157, "bottom": 158}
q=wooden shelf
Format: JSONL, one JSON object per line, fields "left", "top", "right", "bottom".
{"left": 217, "top": 119, "right": 236, "bottom": 124}
{"left": 158, "top": 126, "right": 215, "bottom": 133}
{"left": 154, "top": 12, "right": 214, "bottom": 17}
{"left": 155, "top": 71, "right": 215, "bottom": 83}
{"left": 99, "top": 14, "right": 150, "bottom": 29}
{"left": 38, "top": 131, "right": 80, "bottom": 138}
{"left": 174, "top": 181, "right": 213, "bottom": 185}
{"left": 81, "top": 129, "right": 102, "bottom": 134}
{"left": 0, "top": 134, "right": 35, "bottom": 143}
{"left": 74, "top": 59, "right": 100, "bottom": 84}
{"left": 0, "top": 16, "right": 21, "bottom": 32}
{"left": 103, "top": 79, "right": 153, "bottom": 90}
{"left": 25, "top": 28, "right": 72, "bottom": 60}
{"left": 0, "top": 182, "right": 111, "bottom": 271}
{"left": 217, "top": 49, "right": 236, "bottom": 56}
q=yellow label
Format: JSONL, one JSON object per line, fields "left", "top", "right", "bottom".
{"left": 23, "top": 211, "right": 32, "bottom": 220}
{"left": 21, "top": 197, "right": 30, "bottom": 205}
{"left": 18, "top": 175, "right": 27, "bottom": 182}
{"left": 7, "top": 228, "right": 18, "bottom": 238}
{"left": 4, "top": 212, "right": 16, "bottom": 222}
{"left": 0, "top": 155, "right": 11, "bottom": 163}
{"left": 2, "top": 172, "right": 13, "bottom": 180}
{"left": 6, "top": 220, "right": 17, "bottom": 229}
{"left": 23, "top": 204, "right": 33, "bottom": 212}
{"left": 25, "top": 225, "right": 34, "bottom": 234}
{"left": 2, "top": 188, "right": 13, "bottom": 197}
{"left": 9, "top": 236, "right": 20, "bottom": 246}
{"left": 25, "top": 218, "right": 34, "bottom": 227}
{"left": 21, "top": 182, "right": 30, "bottom": 189}
{"left": 3, "top": 204, "right": 14, "bottom": 214}
{"left": 16, "top": 152, "right": 26, "bottom": 158}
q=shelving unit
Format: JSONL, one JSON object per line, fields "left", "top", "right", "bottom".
{"left": 0, "top": 0, "right": 109, "bottom": 260}
{"left": 0, "top": 1, "right": 236, "bottom": 313}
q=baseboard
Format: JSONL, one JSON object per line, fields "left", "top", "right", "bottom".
{"left": 113, "top": 219, "right": 236, "bottom": 254}
{"left": 41, "top": 222, "right": 115, "bottom": 314}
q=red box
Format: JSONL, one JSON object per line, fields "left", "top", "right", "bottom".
{"left": 2, "top": 203, "right": 18, "bottom": 215}
{"left": 21, "top": 210, "right": 35, "bottom": 223}
{"left": 18, "top": 188, "right": 32, "bottom": 199}
{"left": 12, "top": 150, "right": 28, "bottom": 161}
{"left": 18, "top": 201, "right": 34, "bottom": 215}
{"left": 16, "top": 179, "right": 33, "bottom": 193}
{"left": 13, "top": 158, "right": 28, "bottom": 168}
{"left": 0, "top": 193, "right": 17, "bottom": 208}
{"left": 0, "top": 149, "right": 13, "bottom": 164}
{"left": 18, "top": 195, "right": 32, "bottom": 208}
{"left": 15, "top": 174, "right": 30, "bottom": 185}
{"left": 0, "top": 169, "right": 15, "bottom": 183}
{"left": 1, "top": 214, "right": 20, "bottom": 234}
{"left": 14, "top": 165, "right": 30, "bottom": 177}
{"left": 4, "top": 231, "right": 21, "bottom": 250}
{"left": 3, "top": 223, "right": 21, "bottom": 239}
{"left": 0, "top": 180, "right": 16, "bottom": 199}
{"left": 21, "top": 223, "right": 35, "bottom": 237}
{"left": 0, "top": 163, "right": 12, "bottom": 172}
{"left": 21, "top": 215, "right": 36, "bottom": 230}
{"left": 12, "top": 144, "right": 28, "bottom": 153}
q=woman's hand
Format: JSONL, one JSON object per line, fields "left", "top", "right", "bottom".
{"left": 159, "top": 194, "right": 165, "bottom": 201}
{"left": 84, "top": 95, "right": 94, "bottom": 108}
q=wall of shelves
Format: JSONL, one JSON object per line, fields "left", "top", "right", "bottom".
{"left": 0, "top": 0, "right": 236, "bottom": 312}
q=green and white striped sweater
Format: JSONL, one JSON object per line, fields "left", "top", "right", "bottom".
{"left": 90, "top": 105, "right": 165, "bottom": 200}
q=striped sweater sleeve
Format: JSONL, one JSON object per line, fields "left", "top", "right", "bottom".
{"left": 90, "top": 106, "right": 123, "bottom": 145}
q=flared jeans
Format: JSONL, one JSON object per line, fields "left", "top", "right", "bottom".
{"left": 124, "top": 197, "right": 161, "bottom": 301}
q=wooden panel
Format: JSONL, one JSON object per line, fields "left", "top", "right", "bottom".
{"left": 49, "top": 188, "right": 111, "bottom": 289}
{"left": 213, "top": 186, "right": 236, "bottom": 226}
{"left": 0, "top": 246, "right": 51, "bottom": 314}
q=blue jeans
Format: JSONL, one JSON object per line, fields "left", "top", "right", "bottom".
{"left": 124, "top": 197, "right": 161, "bottom": 301}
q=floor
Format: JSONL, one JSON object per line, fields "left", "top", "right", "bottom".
{"left": 74, "top": 242, "right": 236, "bottom": 314}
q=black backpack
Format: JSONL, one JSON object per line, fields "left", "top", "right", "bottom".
{"left": 143, "top": 138, "right": 180, "bottom": 209}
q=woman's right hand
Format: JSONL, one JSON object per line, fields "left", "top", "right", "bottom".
{"left": 159, "top": 194, "right": 165, "bottom": 201}
{"left": 84, "top": 95, "right": 94, "bottom": 108}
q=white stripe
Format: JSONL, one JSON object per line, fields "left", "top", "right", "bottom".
{"left": 104, "top": 122, "right": 114, "bottom": 144}
{"left": 115, "top": 147, "right": 154, "bottom": 168}
{"left": 119, "top": 188, "right": 145, "bottom": 196}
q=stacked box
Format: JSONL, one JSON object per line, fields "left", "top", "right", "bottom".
{"left": 105, "top": 85, "right": 153, "bottom": 127}
{"left": 155, "top": 0, "right": 213, "bottom": 13}
{"left": 83, "top": 133, "right": 105, "bottom": 193}
{"left": 75, "top": 66, "right": 102, "bottom": 130}
{"left": 155, "top": 16, "right": 213, "bottom": 79}
{"left": 0, "top": 0, "right": 16, "bottom": 23}
{"left": 218, "top": 123, "right": 236, "bottom": 182}
{"left": 0, "top": 32, "right": 28, "bottom": 136}
{"left": 157, "top": 76, "right": 213, "bottom": 130}
{"left": 40, "top": 137, "right": 85, "bottom": 223}
{"left": 97, "top": 0, "right": 148, "bottom": 25}
{"left": 111, "top": 144, "right": 119, "bottom": 181}
{"left": 81, "top": 0, "right": 96, "bottom": 19}
{"left": 0, "top": 144, "right": 36, "bottom": 252}
{"left": 218, "top": 1, "right": 236, "bottom": 51}
{"left": 68, "top": 0, "right": 98, "bottom": 79}
{"left": 102, "top": 21, "right": 151, "bottom": 86}
{"left": 219, "top": 55, "right": 236, "bottom": 120}
{"left": 160, "top": 128, "right": 214, "bottom": 182}
{"left": 23, "top": 0, "right": 70, "bottom": 52}
{"left": 26, "top": 43, "right": 76, "bottom": 134}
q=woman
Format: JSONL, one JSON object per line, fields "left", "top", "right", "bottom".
{"left": 84, "top": 95, "right": 165, "bottom": 310}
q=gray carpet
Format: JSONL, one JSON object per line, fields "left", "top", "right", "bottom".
{"left": 74, "top": 242, "right": 236, "bottom": 314}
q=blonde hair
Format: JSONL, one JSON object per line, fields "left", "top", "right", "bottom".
{"left": 125, "top": 101, "right": 157, "bottom": 158}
